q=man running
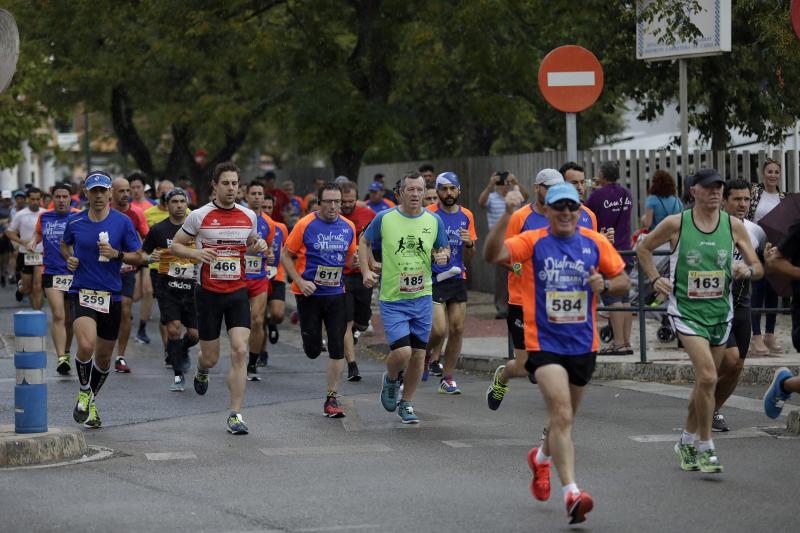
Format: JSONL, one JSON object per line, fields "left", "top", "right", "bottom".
{"left": 484, "top": 182, "right": 628, "bottom": 524}
{"left": 340, "top": 180, "right": 376, "bottom": 382}
{"left": 141, "top": 188, "right": 200, "bottom": 391}
{"left": 171, "top": 162, "right": 268, "bottom": 435}
{"left": 259, "top": 194, "right": 287, "bottom": 366}
{"left": 713, "top": 179, "right": 766, "bottom": 431}
{"left": 638, "top": 169, "right": 762, "bottom": 473}
{"left": 359, "top": 171, "right": 450, "bottom": 424}
{"left": 424, "top": 172, "right": 478, "bottom": 393}
{"left": 61, "top": 172, "right": 143, "bottom": 428}
{"left": 366, "top": 182, "right": 396, "bottom": 214}
{"left": 110, "top": 177, "right": 150, "bottom": 373}
{"left": 6, "top": 187, "right": 44, "bottom": 309}
{"left": 36, "top": 183, "right": 78, "bottom": 374}
{"left": 486, "top": 169, "right": 596, "bottom": 410}
{"left": 244, "top": 181, "right": 275, "bottom": 381}
{"left": 282, "top": 182, "right": 357, "bottom": 418}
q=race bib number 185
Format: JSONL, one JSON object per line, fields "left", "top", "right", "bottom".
{"left": 399, "top": 271, "right": 425, "bottom": 294}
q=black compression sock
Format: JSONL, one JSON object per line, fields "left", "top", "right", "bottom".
{"left": 76, "top": 358, "right": 92, "bottom": 388}
{"left": 89, "top": 362, "right": 110, "bottom": 396}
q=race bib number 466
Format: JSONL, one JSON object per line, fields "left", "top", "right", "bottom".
{"left": 210, "top": 256, "right": 241, "bottom": 280}
{"left": 546, "top": 290, "right": 587, "bottom": 323}
{"left": 399, "top": 271, "right": 425, "bottom": 294}
{"left": 687, "top": 270, "right": 724, "bottom": 299}
{"left": 79, "top": 289, "right": 110, "bottom": 314}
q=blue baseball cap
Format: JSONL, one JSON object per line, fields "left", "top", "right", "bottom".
{"left": 85, "top": 172, "right": 112, "bottom": 190}
{"left": 545, "top": 183, "right": 580, "bottom": 206}
{"left": 368, "top": 182, "right": 384, "bottom": 192}
{"left": 435, "top": 172, "right": 460, "bottom": 189}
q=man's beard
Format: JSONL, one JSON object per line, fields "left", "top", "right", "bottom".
{"left": 442, "top": 196, "right": 457, "bottom": 206}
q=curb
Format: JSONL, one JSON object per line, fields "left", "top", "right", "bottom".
{"left": 0, "top": 425, "right": 88, "bottom": 468}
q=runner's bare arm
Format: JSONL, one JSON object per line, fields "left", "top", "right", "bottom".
{"left": 280, "top": 246, "right": 316, "bottom": 296}
{"left": 357, "top": 237, "right": 380, "bottom": 288}
{"left": 60, "top": 241, "right": 78, "bottom": 271}
{"left": 171, "top": 229, "right": 216, "bottom": 263}
{"left": 4, "top": 227, "right": 22, "bottom": 248}
{"left": 482, "top": 188, "right": 524, "bottom": 264}
{"left": 636, "top": 214, "right": 681, "bottom": 293}
{"left": 588, "top": 266, "right": 630, "bottom": 297}
{"left": 764, "top": 243, "right": 800, "bottom": 279}
{"left": 730, "top": 217, "right": 763, "bottom": 281}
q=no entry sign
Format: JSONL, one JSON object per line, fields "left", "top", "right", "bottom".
{"left": 538, "top": 45, "right": 604, "bottom": 113}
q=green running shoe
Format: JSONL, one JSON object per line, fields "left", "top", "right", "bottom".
{"left": 72, "top": 389, "right": 93, "bottom": 424}
{"left": 674, "top": 442, "right": 699, "bottom": 471}
{"left": 698, "top": 449, "right": 723, "bottom": 473}
{"left": 227, "top": 412, "right": 249, "bottom": 435}
{"left": 84, "top": 402, "right": 102, "bottom": 429}
{"left": 487, "top": 365, "right": 509, "bottom": 411}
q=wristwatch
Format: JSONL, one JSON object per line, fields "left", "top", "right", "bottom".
{"left": 117, "top": 250, "right": 124, "bottom": 261}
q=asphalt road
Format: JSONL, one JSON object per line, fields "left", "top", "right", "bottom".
{"left": 0, "top": 297, "right": 798, "bottom": 533}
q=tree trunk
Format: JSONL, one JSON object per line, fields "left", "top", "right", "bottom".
{"left": 110, "top": 86, "right": 156, "bottom": 179}
{"left": 331, "top": 146, "right": 366, "bottom": 181}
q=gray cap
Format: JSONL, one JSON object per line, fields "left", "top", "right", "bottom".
{"left": 535, "top": 168, "right": 564, "bottom": 187}
{"left": 334, "top": 175, "right": 350, "bottom": 185}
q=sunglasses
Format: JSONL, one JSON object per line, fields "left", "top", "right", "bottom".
{"left": 549, "top": 200, "right": 580, "bottom": 212}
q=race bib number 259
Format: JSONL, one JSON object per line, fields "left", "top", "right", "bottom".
{"left": 79, "top": 289, "right": 110, "bottom": 314}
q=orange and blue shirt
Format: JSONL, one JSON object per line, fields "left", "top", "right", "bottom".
{"left": 426, "top": 204, "right": 478, "bottom": 281}
{"left": 366, "top": 198, "right": 396, "bottom": 214}
{"left": 269, "top": 220, "right": 288, "bottom": 283}
{"left": 505, "top": 226, "right": 623, "bottom": 355}
{"left": 245, "top": 212, "right": 276, "bottom": 280}
{"left": 36, "top": 208, "right": 81, "bottom": 275}
{"left": 285, "top": 212, "right": 357, "bottom": 296}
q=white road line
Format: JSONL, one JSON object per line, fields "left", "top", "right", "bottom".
{"left": 441, "top": 438, "right": 531, "bottom": 448}
{"left": 296, "top": 525, "right": 382, "bottom": 532}
{"left": 629, "top": 427, "right": 776, "bottom": 443}
{"left": 145, "top": 452, "right": 197, "bottom": 461}
{"left": 547, "top": 71, "right": 595, "bottom": 87}
{"left": 259, "top": 444, "right": 392, "bottom": 457}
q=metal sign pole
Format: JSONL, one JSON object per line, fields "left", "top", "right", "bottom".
{"left": 679, "top": 59, "right": 689, "bottom": 181}
{"left": 566, "top": 112, "right": 577, "bottom": 163}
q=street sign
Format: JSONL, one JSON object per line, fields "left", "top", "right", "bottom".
{"left": 792, "top": 0, "right": 800, "bottom": 42}
{"left": 538, "top": 45, "right": 604, "bottom": 113}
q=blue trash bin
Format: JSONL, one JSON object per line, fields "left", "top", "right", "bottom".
{"left": 14, "top": 311, "right": 48, "bottom": 433}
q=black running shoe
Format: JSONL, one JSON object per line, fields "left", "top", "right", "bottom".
{"left": 247, "top": 364, "right": 261, "bottom": 382}
{"left": 268, "top": 324, "right": 279, "bottom": 344}
{"left": 257, "top": 351, "right": 269, "bottom": 367}
{"left": 712, "top": 411, "right": 730, "bottom": 432}
{"left": 347, "top": 361, "right": 361, "bottom": 382}
{"left": 194, "top": 371, "right": 209, "bottom": 395}
{"left": 429, "top": 361, "right": 443, "bottom": 377}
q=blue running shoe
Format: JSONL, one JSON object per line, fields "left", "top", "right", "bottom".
{"left": 397, "top": 400, "right": 419, "bottom": 424}
{"left": 380, "top": 371, "right": 399, "bottom": 412}
{"left": 764, "top": 367, "right": 793, "bottom": 419}
{"left": 169, "top": 375, "right": 185, "bottom": 392}
{"left": 226, "top": 412, "right": 249, "bottom": 435}
{"left": 438, "top": 376, "right": 461, "bottom": 395}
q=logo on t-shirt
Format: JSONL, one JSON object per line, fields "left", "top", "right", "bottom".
{"left": 394, "top": 235, "right": 426, "bottom": 257}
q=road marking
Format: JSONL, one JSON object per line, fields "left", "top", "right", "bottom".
{"left": 296, "top": 525, "right": 382, "bottom": 532}
{"left": 547, "top": 71, "right": 595, "bottom": 87}
{"left": 442, "top": 438, "right": 531, "bottom": 448}
{"left": 600, "top": 379, "right": 782, "bottom": 416}
{"left": 340, "top": 399, "right": 364, "bottom": 432}
{"left": 259, "top": 444, "right": 392, "bottom": 457}
{"left": 629, "top": 427, "right": 775, "bottom": 443}
{"left": 145, "top": 452, "right": 197, "bottom": 461}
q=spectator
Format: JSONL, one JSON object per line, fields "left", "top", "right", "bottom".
{"left": 559, "top": 161, "right": 587, "bottom": 201}
{"left": 479, "top": 171, "right": 530, "bottom": 319}
{"left": 262, "top": 171, "right": 290, "bottom": 223}
{"left": 366, "top": 182, "right": 396, "bottom": 213}
{"left": 747, "top": 158, "right": 786, "bottom": 356}
{"left": 641, "top": 169, "right": 683, "bottom": 231}
{"left": 586, "top": 161, "right": 634, "bottom": 355}
{"left": 0, "top": 191, "right": 12, "bottom": 286}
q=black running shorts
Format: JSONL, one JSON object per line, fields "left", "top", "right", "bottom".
{"left": 524, "top": 351, "right": 597, "bottom": 387}
{"left": 157, "top": 277, "right": 198, "bottom": 330}
{"left": 69, "top": 292, "right": 122, "bottom": 341}
{"left": 432, "top": 277, "right": 468, "bottom": 304}
{"left": 506, "top": 304, "right": 526, "bottom": 350}
{"left": 725, "top": 305, "right": 752, "bottom": 359}
{"left": 344, "top": 273, "right": 373, "bottom": 328}
{"left": 195, "top": 286, "right": 250, "bottom": 341}
{"left": 296, "top": 294, "right": 347, "bottom": 360}
{"left": 267, "top": 280, "right": 286, "bottom": 303}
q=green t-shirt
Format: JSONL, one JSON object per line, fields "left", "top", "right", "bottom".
{"left": 363, "top": 207, "right": 449, "bottom": 301}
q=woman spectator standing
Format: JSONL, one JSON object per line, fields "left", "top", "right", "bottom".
{"left": 747, "top": 158, "right": 785, "bottom": 355}
{"left": 641, "top": 170, "right": 683, "bottom": 231}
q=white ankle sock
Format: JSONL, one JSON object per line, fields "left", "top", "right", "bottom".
{"left": 697, "top": 439, "right": 714, "bottom": 453}
{"left": 536, "top": 447, "right": 551, "bottom": 464}
{"left": 680, "top": 431, "right": 696, "bottom": 445}
{"left": 562, "top": 483, "right": 579, "bottom": 500}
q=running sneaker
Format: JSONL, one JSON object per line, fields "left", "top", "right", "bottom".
{"left": 422, "top": 355, "right": 431, "bottom": 382}
{"left": 114, "top": 357, "right": 131, "bottom": 373}
{"left": 164, "top": 351, "right": 171, "bottom": 367}
{"left": 268, "top": 324, "right": 279, "bottom": 344}
{"left": 347, "top": 361, "right": 361, "bottom": 382}
{"left": 73, "top": 389, "right": 93, "bottom": 423}
{"left": 226, "top": 412, "right": 249, "bottom": 435}
{"left": 324, "top": 396, "right": 346, "bottom": 418}
{"left": 712, "top": 411, "right": 730, "bottom": 432}
{"left": 56, "top": 354, "right": 71, "bottom": 376}
{"left": 397, "top": 400, "right": 420, "bottom": 424}
{"left": 321, "top": 339, "right": 328, "bottom": 353}
{"left": 674, "top": 442, "right": 699, "bottom": 471}
{"left": 135, "top": 329, "right": 151, "bottom": 344}
{"left": 194, "top": 371, "right": 209, "bottom": 395}
{"left": 527, "top": 447, "right": 551, "bottom": 501}
{"left": 247, "top": 364, "right": 261, "bottom": 382}
{"left": 289, "top": 310, "right": 299, "bottom": 324}
{"left": 487, "top": 365, "right": 509, "bottom": 410}
{"left": 257, "top": 351, "right": 269, "bottom": 367}
{"left": 565, "top": 490, "right": 594, "bottom": 524}
{"left": 169, "top": 375, "right": 185, "bottom": 392}
{"left": 84, "top": 402, "right": 102, "bottom": 429}
{"left": 438, "top": 376, "right": 461, "bottom": 395}
{"left": 380, "top": 371, "right": 399, "bottom": 412}
{"left": 697, "top": 449, "right": 723, "bottom": 473}
{"left": 764, "top": 367, "right": 793, "bottom": 419}
{"left": 429, "top": 360, "right": 443, "bottom": 377}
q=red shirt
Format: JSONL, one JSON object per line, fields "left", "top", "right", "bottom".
{"left": 342, "top": 205, "right": 376, "bottom": 275}
{"left": 117, "top": 205, "right": 150, "bottom": 238}
{"left": 265, "top": 187, "right": 290, "bottom": 224}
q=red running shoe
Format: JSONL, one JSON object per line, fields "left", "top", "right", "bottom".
{"left": 114, "top": 357, "right": 131, "bottom": 373}
{"left": 323, "top": 396, "right": 345, "bottom": 418}
{"left": 565, "top": 490, "right": 594, "bottom": 524}
{"left": 527, "top": 447, "right": 551, "bottom": 501}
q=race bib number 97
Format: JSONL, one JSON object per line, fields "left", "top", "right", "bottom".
{"left": 168, "top": 261, "right": 195, "bottom": 279}
{"left": 314, "top": 266, "right": 342, "bottom": 287}
{"left": 399, "top": 271, "right": 425, "bottom": 294}
{"left": 210, "top": 256, "right": 241, "bottom": 280}
{"left": 79, "top": 289, "right": 110, "bottom": 314}
{"left": 546, "top": 290, "right": 587, "bottom": 323}
{"left": 687, "top": 270, "right": 724, "bottom": 299}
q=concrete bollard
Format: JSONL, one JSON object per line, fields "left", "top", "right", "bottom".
{"left": 14, "top": 311, "right": 48, "bottom": 434}
{"left": 787, "top": 410, "right": 800, "bottom": 436}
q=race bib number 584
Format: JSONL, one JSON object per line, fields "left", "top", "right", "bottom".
{"left": 546, "top": 290, "right": 587, "bottom": 323}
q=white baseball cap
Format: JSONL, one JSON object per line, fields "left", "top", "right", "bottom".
{"left": 1, "top": 190, "right": 11, "bottom": 199}
{"left": 535, "top": 168, "right": 564, "bottom": 187}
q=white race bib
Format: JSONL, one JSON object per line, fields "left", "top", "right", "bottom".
{"left": 209, "top": 256, "right": 241, "bottom": 280}
{"left": 168, "top": 261, "right": 195, "bottom": 279}
{"left": 120, "top": 263, "right": 137, "bottom": 274}
{"left": 546, "top": 290, "right": 588, "bottom": 323}
{"left": 265, "top": 265, "right": 278, "bottom": 279}
{"left": 244, "top": 255, "right": 263, "bottom": 275}
{"left": 24, "top": 252, "right": 43, "bottom": 266}
{"left": 314, "top": 266, "right": 342, "bottom": 287}
{"left": 53, "top": 274, "right": 73, "bottom": 292}
{"left": 399, "top": 271, "right": 425, "bottom": 294}
{"left": 687, "top": 270, "right": 724, "bottom": 299}
{"left": 79, "top": 289, "right": 110, "bottom": 314}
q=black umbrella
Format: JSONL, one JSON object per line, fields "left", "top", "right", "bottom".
{"left": 757, "top": 193, "right": 800, "bottom": 297}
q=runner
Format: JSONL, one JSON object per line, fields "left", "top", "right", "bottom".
{"left": 35, "top": 184, "right": 79, "bottom": 375}
{"left": 282, "top": 182, "right": 357, "bottom": 418}
{"left": 359, "top": 171, "right": 450, "bottom": 424}
{"left": 243, "top": 181, "right": 275, "bottom": 381}
{"left": 424, "top": 172, "right": 478, "bottom": 393}
{"left": 486, "top": 169, "right": 596, "bottom": 410}
{"left": 141, "top": 188, "right": 199, "bottom": 392}
{"left": 340, "top": 180, "right": 376, "bottom": 382}
{"left": 129, "top": 173, "right": 155, "bottom": 212}
{"left": 170, "top": 162, "right": 268, "bottom": 435}
{"left": 422, "top": 184, "right": 438, "bottom": 208}
{"left": 5, "top": 187, "right": 44, "bottom": 309}
{"left": 713, "top": 179, "right": 766, "bottom": 431}
{"left": 637, "top": 169, "right": 762, "bottom": 473}
{"left": 110, "top": 177, "right": 150, "bottom": 373}
{"left": 260, "top": 193, "right": 287, "bottom": 366}
{"left": 484, "top": 182, "right": 628, "bottom": 524}
{"left": 366, "top": 182, "right": 396, "bottom": 214}
{"left": 61, "top": 172, "right": 143, "bottom": 428}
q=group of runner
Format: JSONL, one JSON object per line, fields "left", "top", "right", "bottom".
{"left": 10, "top": 162, "right": 800, "bottom": 525}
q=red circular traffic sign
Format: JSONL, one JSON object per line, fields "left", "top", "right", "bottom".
{"left": 792, "top": 0, "right": 800, "bottom": 41}
{"left": 538, "top": 45, "right": 604, "bottom": 113}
